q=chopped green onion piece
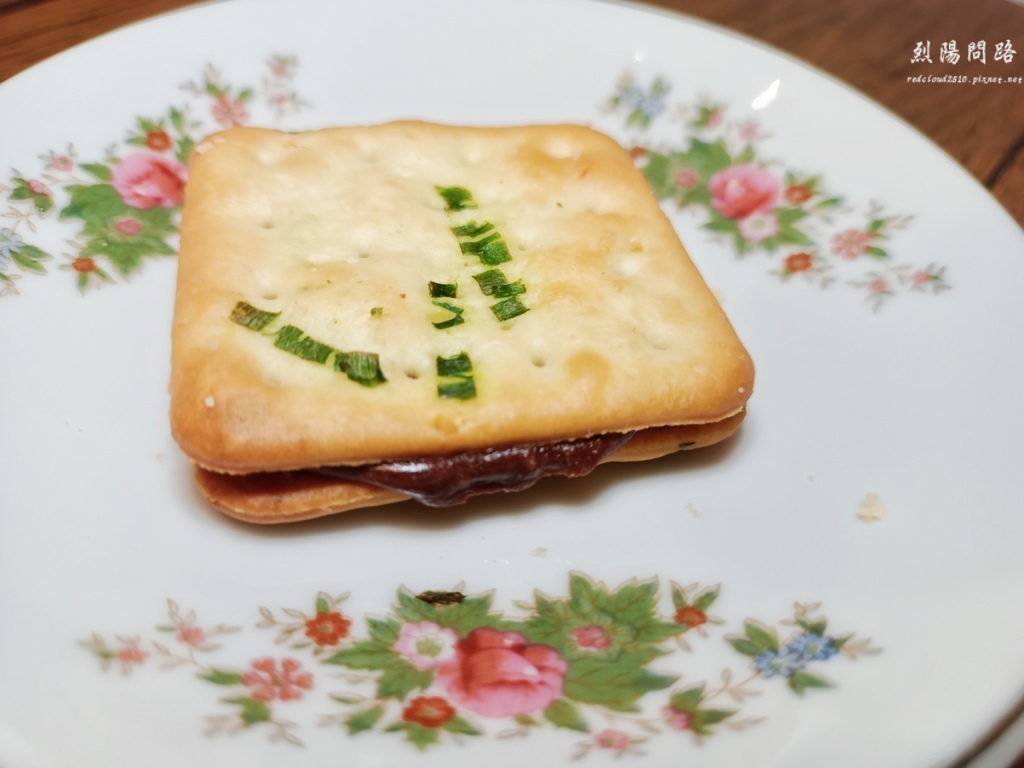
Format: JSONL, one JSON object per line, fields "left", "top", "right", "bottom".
{"left": 437, "top": 353, "right": 473, "bottom": 377}
{"left": 450, "top": 221, "right": 494, "bottom": 239}
{"left": 458, "top": 230, "right": 501, "bottom": 253}
{"left": 232, "top": 302, "right": 387, "bottom": 388}
{"left": 432, "top": 300, "right": 464, "bottom": 328}
{"left": 433, "top": 315, "right": 465, "bottom": 330}
{"left": 472, "top": 269, "right": 506, "bottom": 293}
{"left": 274, "top": 325, "right": 335, "bottom": 363}
{"left": 431, "top": 300, "right": 464, "bottom": 316}
{"left": 436, "top": 353, "right": 476, "bottom": 400}
{"left": 370, "top": 306, "right": 383, "bottom": 317}
{"left": 438, "top": 378, "right": 477, "bottom": 400}
{"left": 230, "top": 301, "right": 280, "bottom": 331}
{"left": 431, "top": 299, "right": 465, "bottom": 330}
{"left": 490, "top": 296, "right": 530, "bottom": 321}
{"left": 478, "top": 239, "right": 512, "bottom": 266}
{"left": 492, "top": 280, "right": 525, "bottom": 298}
{"left": 460, "top": 235, "right": 511, "bottom": 266}
{"left": 429, "top": 281, "right": 458, "bottom": 298}
{"left": 335, "top": 351, "right": 387, "bottom": 387}
{"left": 472, "top": 269, "right": 526, "bottom": 298}
{"left": 436, "top": 186, "right": 477, "bottom": 212}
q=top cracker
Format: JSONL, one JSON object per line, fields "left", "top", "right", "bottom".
{"left": 170, "top": 122, "right": 753, "bottom": 472}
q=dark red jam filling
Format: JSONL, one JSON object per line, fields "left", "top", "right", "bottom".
{"left": 316, "top": 432, "right": 634, "bottom": 507}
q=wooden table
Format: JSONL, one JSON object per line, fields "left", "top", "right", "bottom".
{"left": 1, "top": 0, "right": 1023, "bottom": 765}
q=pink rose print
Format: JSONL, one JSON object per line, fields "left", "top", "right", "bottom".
{"left": 830, "top": 228, "right": 873, "bottom": 260}
{"left": 737, "top": 212, "right": 779, "bottom": 243}
{"left": 117, "top": 644, "right": 148, "bottom": 665}
{"left": 663, "top": 705, "right": 693, "bottom": 731}
{"left": 706, "top": 110, "right": 724, "bottom": 128}
{"left": 674, "top": 168, "right": 699, "bottom": 189}
{"left": 212, "top": 96, "right": 249, "bottom": 127}
{"left": 595, "top": 729, "right": 632, "bottom": 754}
{"left": 738, "top": 120, "right": 762, "bottom": 143}
{"left": 573, "top": 626, "right": 612, "bottom": 650}
{"left": 393, "top": 621, "right": 458, "bottom": 670}
{"left": 111, "top": 153, "right": 186, "bottom": 210}
{"left": 269, "top": 57, "right": 295, "bottom": 79}
{"left": 911, "top": 270, "right": 932, "bottom": 285}
{"left": 242, "top": 657, "right": 313, "bottom": 702}
{"left": 869, "top": 278, "right": 889, "bottom": 294}
{"left": 436, "top": 628, "right": 567, "bottom": 718}
{"left": 27, "top": 179, "right": 52, "bottom": 197}
{"left": 114, "top": 217, "right": 143, "bottom": 236}
{"left": 176, "top": 625, "right": 206, "bottom": 647}
{"left": 269, "top": 93, "right": 296, "bottom": 114}
{"left": 49, "top": 154, "right": 74, "bottom": 172}
{"left": 708, "top": 165, "right": 780, "bottom": 219}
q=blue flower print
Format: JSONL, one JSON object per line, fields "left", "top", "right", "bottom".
{"left": 0, "top": 227, "right": 24, "bottom": 269}
{"left": 754, "top": 647, "right": 806, "bottom": 678}
{"left": 784, "top": 632, "right": 839, "bottom": 662}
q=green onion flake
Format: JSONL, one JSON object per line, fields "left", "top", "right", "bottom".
{"left": 436, "top": 353, "right": 476, "bottom": 400}
{"left": 437, "top": 352, "right": 472, "bottom": 377}
{"left": 431, "top": 299, "right": 466, "bottom": 330}
{"left": 459, "top": 233, "right": 512, "bottom": 266}
{"left": 472, "top": 269, "right": 526, "bottom": 298}
{"left": 450, "top": 221, "right": 494, "bottom": 239}
{"left": 436, "top": 186, "right": 477, "bottom": 212}
{"left": 490, "top": 296, "right": 531, "bottom": 322}
{"left": 230, "top": 301, "right": 280, "bottom": 331}
{"left": 429, "top": 281, "right": 458, "bottom": 298}
{"left": 274, "top": 325, "right": 335, "bottom": 364}
{"left": 335, "top": 351, "right": 387, "bottom": 387}
{"left": 229, "top": 301, "right": 386, "bottom": 388}
{"left": 436, "top": 186, "right": 531, "bottom": 327}
{"left": 438, "top": 377, "right": 477, "bottom": 400}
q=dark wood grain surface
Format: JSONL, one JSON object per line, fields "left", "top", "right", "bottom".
{"left": 1, "top": 0, "right": 1023, "bottom": 764}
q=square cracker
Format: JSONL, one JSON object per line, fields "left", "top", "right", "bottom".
{"left": 170, "top": 122, "right": 753, "bottom": 473}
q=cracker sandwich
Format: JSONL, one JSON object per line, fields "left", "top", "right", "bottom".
{"left": 170, "top": 122, "right": 754, "bottom": 522}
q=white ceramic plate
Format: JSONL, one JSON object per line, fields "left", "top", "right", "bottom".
{"left": 2, "top": 1, "right": 1023, "bottom": 766}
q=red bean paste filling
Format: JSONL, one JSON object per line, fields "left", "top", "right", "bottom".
{"left": 316, "top": 432, "right": 634, "bottom": 507}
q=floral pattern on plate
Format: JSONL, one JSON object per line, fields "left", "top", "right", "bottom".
{"left": 81, "top": 574, "right": 879, "bottom": 755}
{"left": 604, "top": 73, "right": 951, "bottom": 311}
{"left": 1, "top": 58, "right": 949, "bottom": 314}
{"left": 0, "top": 56, "right": 307, "bottom": 297}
